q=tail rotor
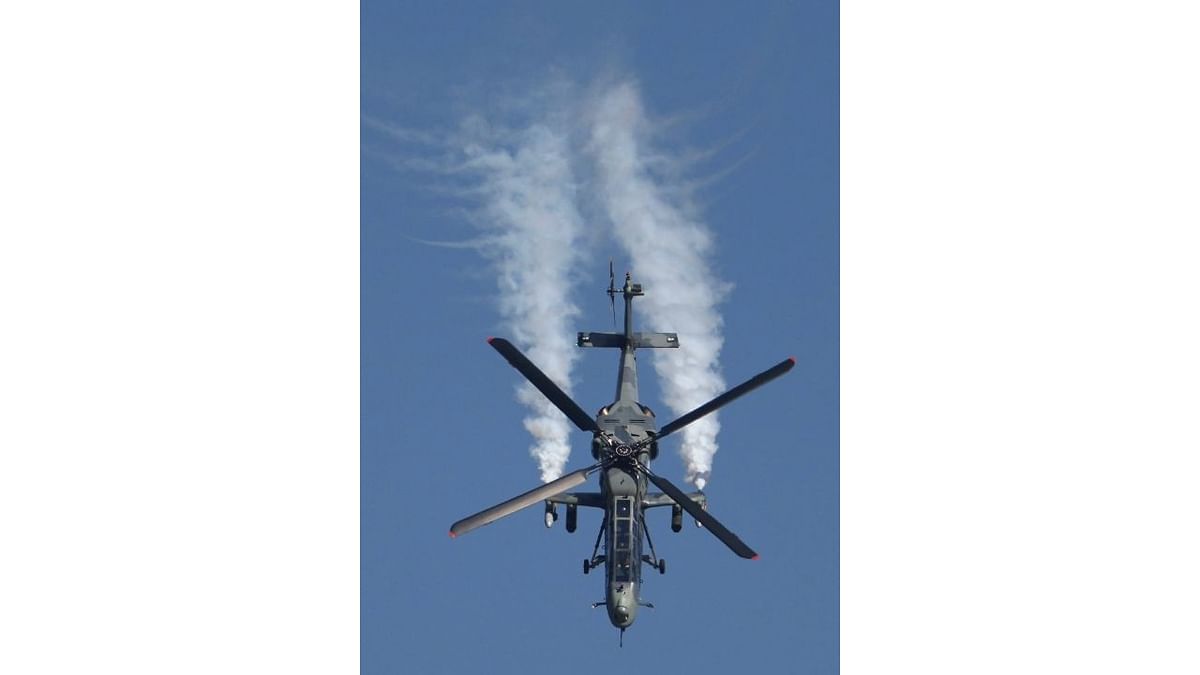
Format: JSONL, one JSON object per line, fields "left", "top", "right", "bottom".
{"left": 607, "top": 259, "right": 617, "bottom": 329}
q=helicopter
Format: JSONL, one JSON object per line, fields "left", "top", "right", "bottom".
{"left": 449, "top": 265, "right": 794, "bottom": 644}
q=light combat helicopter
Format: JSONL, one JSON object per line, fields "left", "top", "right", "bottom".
{"left": 450, "top": 265, "right": 794, "bottom": 644}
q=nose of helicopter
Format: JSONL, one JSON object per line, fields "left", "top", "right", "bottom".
{"left": 607, "top": 583, "right": 638, "bottom": 628}
{"left": 610, "top": 604, "right": 634, "bottom": 628}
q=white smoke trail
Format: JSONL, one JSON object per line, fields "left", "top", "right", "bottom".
{"left": 388, "top": 77, "right": 731, "bottom": 486}
{"left": 455, "top": 117, "right": 586, "bottom": 482}
{"left": 586, "top": 81, "right": 729, "bottom": 490}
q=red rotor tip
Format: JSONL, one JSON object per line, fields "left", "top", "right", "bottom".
{"left": 486, "top": 336, "right": 495, "bottom": 344}
{"left": 787, "top": 357, "right": 796, "bottom": 365}
{"left": 449, "top": 531, "right": 457, "bottom": 538}
{"left": 751, "top": 554, "right": 760, "bottom": 560}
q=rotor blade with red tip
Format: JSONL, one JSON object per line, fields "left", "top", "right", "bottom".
{"left": 450, "top": 464, "right": 600, "bottom": 537}
{"left": 488, "top": 337, "right": 602, "bottom": 434}
{"left": 641, "top": 468, "right": 757, "bottom": 559}
{"left": 654, "top": 357, "right": 796, "bottom": 442}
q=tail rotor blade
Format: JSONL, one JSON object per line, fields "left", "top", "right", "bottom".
{"left": 608, "top": 259, "right": 617, "bottom": 329}
{"left": 450, "top": 464, "right": 599, "bottom": 537}
{"left": 641, "top": 468, "right": 757, "bottom": 559}
{"left": 655, "top": 357, "right": 796, "bottom": 441}
{"left": 488, "top": 337, "right": 602, "bottom": 434}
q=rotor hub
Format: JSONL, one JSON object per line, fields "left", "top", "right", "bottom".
{"left": 614, "top": 444, "right": 634, "bottom": 457}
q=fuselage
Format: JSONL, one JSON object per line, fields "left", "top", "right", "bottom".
{"left": 601, "top": 465, "right": 644, "bottom": 627}
{"left": 595, "top": 279, "right": 656, "bottom": 629}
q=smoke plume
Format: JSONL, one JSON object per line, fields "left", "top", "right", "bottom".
{"left": 389, "top": 77, "right": 732, "bottom": 488}
{"left": 586, "top": 82, "right": 729, "bottom": 490}
{"left": 454, "top": 116, "right": 586, "bottom": 483}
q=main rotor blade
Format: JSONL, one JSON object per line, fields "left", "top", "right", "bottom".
{"left": 654, "top": 357, "right": 796, "bottom": 442}
{"left": 641, "top": 468, "right": 757, "bottom": 559}
{"left": 488, "top": 337, "right": 602, "bottom": 434}
{"left": 450, "top": 464, "right": 599, "bottom": 537}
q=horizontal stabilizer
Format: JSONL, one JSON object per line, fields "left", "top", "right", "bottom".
{"left": 634, "top": 332, "right": 679, "bottom": 348}
{"left": 577, "top": 332, "right": 680, "bottom": 349}
{"left": 578, "top": 332, "right": 625, "bottom": 348}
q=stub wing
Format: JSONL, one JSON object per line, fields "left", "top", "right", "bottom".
{"left": 642, "top": 491, "right": 706, "bottom": 509}
{"left": 545, "top": 492, "right": 605, "bottom": 509}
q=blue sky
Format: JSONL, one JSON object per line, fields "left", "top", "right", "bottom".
{"left": 363, "top": 2, "right": 837, "bottom": 672}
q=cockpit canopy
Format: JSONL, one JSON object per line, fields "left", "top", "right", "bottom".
{"left": 609, "top": 497, "right": 640, "bottom": 583}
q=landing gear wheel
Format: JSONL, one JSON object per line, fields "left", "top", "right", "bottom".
{"left": 658, "top": 559, "right": 666, "bottom": 575}
{"left": 583, "top": 559, "right": 590, "bottom": 575}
